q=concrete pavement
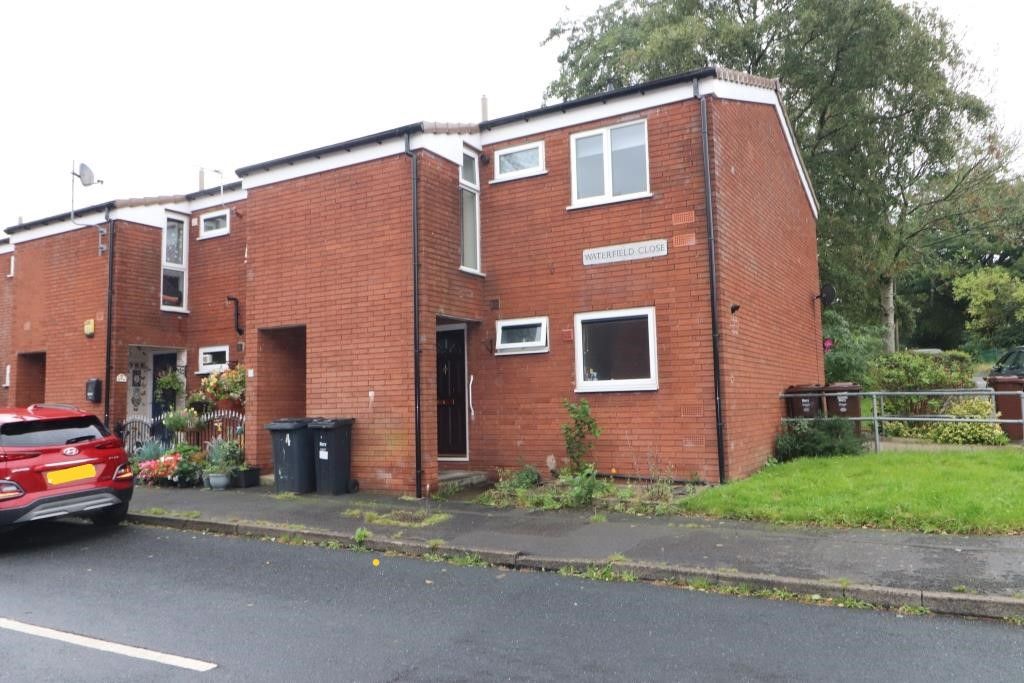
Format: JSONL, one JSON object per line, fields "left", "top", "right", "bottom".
{"left": 127, "top": 484, "right": 1024, "bottom": 621}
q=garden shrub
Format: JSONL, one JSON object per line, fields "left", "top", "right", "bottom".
{"left": 865, "top": 350, "right": 974, "bottom": 418}
{"left": 929, "top": 398, "right": 1010, "bottom": 445}
{"left": 822, "top": 310, "right": 885, "bottom": 385}
{"left": 775, "top": 418, "right": 863, "bottom": 462}
{"left": 562, "top": 399, "right": 601, "bottom": 473}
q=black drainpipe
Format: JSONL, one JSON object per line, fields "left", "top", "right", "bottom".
{"left": 404, "top": 134, "right": 423, "bottom": 498}
{"left": 102, "top": 208, "right": 116, "bottom": 428}
{"left": 226, "top": 296, "right": 245, "bottom": 336}
{"left": 696, "top": 82, "right": 727, "bottom": 484}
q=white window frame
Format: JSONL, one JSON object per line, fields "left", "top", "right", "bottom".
{"left": 495, "top": 316, "right": 549, "bottom": 355}
{"left": 569, "top": 119, "right": 651, "bottom": 209}
{"left": 161, "top": 214, "right": 189, "bottom": 313}
{"left": 459, "top": 150, "right": 483, "bottom": 275}
{"left": 2, "top": 364, "right": 9, "bottom": 388}
{"left": 198, "top": 209, "right": 230, "bottom": 240}
{"left": 491, "top": 141, "right": 546, "bottom": 183}
{"left": 197, "top": 345, "right": 230, "bottom": 374}
{"left": 574, "top": 306, "right": 658, "bottom": 393}
{"left": 6, "top": 254, "right": 13, "bottom": 278}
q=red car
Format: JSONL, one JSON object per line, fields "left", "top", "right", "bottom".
{"left": 0, "top": 404, "right": 133, "bottom": 527}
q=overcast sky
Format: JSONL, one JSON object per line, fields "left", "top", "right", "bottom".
{"left": 1, "top": 0, "right": 1020, "bottom": 229}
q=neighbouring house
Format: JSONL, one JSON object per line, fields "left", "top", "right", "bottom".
{"left": 0, "top": 66, "right": 825, "bottom": 495}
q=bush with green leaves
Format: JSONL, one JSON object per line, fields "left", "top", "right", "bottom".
{"left": 929, "top": 398, "right": 1010, "bottom": 445}
{"left": 557, "top": 464, "right": 611, "bottom": 507}
{"left": 775, "top": 418, "right": 863, "bottom": 462}
{"left": 561, "top": 399, "right": 601, "bottom": 473}
{"left": 865, "top": 350, "right": 974, "bottom": 419}
{"left": 822, "top": 309, "right": 885, "bottom": 385}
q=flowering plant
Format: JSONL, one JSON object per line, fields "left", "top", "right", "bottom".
{"left": 162, "top": 407, "right": 208, "bottom": 433}
{"left": 136, "top": 445, "right": 205, "bottom": 486}
{"left": 201, "top": 364, "right": 246, "bottom": 403}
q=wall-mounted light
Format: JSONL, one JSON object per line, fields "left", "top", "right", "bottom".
{"left": 730, "top": 304, "right": 741, "bottom": 315}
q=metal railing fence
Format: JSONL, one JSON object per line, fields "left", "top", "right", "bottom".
{"left": 780, "top": 388, "right": 1024, "bottom": 452}
{"left": 118, "top": 409, "right": 246, "bottom": 454}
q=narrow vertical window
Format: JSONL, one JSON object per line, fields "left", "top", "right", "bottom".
{"left": 460, "top": 151, "right": 481, "bottom": 273}
{"left": 6, "top": 254, "right": 13, "bottom": 278}
{"left": 161, "top": 216, "right": 188, "bottom": 311}
{"left": 2, "top": 364, "right": 10, "bottom": 387}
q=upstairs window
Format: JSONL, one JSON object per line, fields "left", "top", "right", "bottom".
{"left": 574, "top": 307, "right": 658, "bottom": 392}
{"left": 161, "top": 215, "right": 188, "bottom": 311}
{"left": 460, "top": 151, "right": 481, "bottom": 273}
{"left": 199, "top": 209, "right": 230, "bottom": 239}
{"left": 493, "top": 141, "right": 546, "bottom": 182}
{"left": 495, "top": 316, "right": 549, "bottom": 355}
{"left": 570, "top": 120, "right": 649, "bottom": 208}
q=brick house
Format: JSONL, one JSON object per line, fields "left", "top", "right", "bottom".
{"left": 0, "top": 66, "right": 824, "bottom": 495}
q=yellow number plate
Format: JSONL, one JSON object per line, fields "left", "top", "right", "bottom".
{"left": 46, "top": 464, "right": 97, "bottom": 486}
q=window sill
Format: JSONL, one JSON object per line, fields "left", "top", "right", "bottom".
{"left": 489, "top": 169, "right": 548, "bottom": 184}
{"left": 438, "top": 455, "right": 470, "bottom": 462}
{"left": 197, "top": 230, "right": 230, "bottom": 241}
{"left": 575, "top": 380, "right": 659, "bottom": 393}
{"left": 495, "top": 347, "right": 549, "bottom": 356}
{"left": 459, "top": 266, "right": 486, "bottom": 278}
{"left": 567, "top": 191, "right": 652, "bottom": 211}
{"left": 161, "top": 306, "right": 190, "bottom": 314}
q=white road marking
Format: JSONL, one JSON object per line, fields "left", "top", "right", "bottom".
{"left": 0, "top": 617, "right": 217, "bottom": 672}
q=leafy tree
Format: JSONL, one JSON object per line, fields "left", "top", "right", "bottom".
{"left": 952, "top": 267, "right": 1024, "bottom": 349}
{"left": 546, "top": 0, "right": 1012, "bottom": 349}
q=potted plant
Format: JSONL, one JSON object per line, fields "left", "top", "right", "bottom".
{"left": 187, "top": 390, "right": 214, "bottom": 414}
{"left": 155, "top": 368, "right": 185, "bottom": 409}
{"left": 162, "top": 408, "right": 208, "bottom": 443}
{"left": 205, "top": 437, "right": 245, "bottom": 490}
{"left": 201, "top": 364, "right": 246, "bottom": 412}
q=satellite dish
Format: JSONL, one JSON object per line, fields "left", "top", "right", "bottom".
{"left": 78, "top": 163, "right": 97, "bottom": 187}
{"left": 818, "top": 283, "right": 838, "bottom": 307}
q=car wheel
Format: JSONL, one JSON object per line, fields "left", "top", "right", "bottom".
{"left": 90, "top": 501, "right": 130, "bottom": 527}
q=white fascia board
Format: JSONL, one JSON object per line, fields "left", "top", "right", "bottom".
{"left": 8, "top": 203, "right": 184, "bottom": 244}
{"left": 240, "top": 133, "right": 482, "bottom": 190}
{"left": 188, "top": 188, "right": 247, "bottom": 212}
{"left": 240, "top": 138, "right": 409, "bottom": 190}
{"left": 480, "top": 83, "right": 698, "bottom": 147}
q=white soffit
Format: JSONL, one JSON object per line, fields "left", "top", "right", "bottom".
{"left": 188, "top": 188, "right": 247, "bottom": 212}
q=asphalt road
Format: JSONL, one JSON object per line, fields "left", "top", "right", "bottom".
{"left": 2, "top": 521, "right": 1024, "bottom": 682}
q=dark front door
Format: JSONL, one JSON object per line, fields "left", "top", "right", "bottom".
{"left": 151, "top": 353, "right": 177, "bottom": 446}
{"left": 437, "top": 328, "right": 467, "bottom": 457}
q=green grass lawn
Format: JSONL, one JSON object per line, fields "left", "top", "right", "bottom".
{"left": 680, "top": 449, "right": 1024, "bottom": 534}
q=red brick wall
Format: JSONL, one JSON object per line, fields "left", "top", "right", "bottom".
{"left": 254, "top": 326, "right": 306, "bottom": 469}
{"left": 468, "top": 100, "right": 722, "bottom": 482}
{"left": 0, "top": 252, "right": 11, "bottom": 407}
{"left": 244, "top": 156, "right": 417, "bottom": 491}
{"left": 9, "top": 227, "right": 110, "bottom": 415}
{"left": 109, "top": 221, "right": 188, "bottom": 423}
{"left": 710, "top": 97, "right": 824, "bottom": 479}
{"left": 184, "top": 203, "right": 247, "bottom": 394}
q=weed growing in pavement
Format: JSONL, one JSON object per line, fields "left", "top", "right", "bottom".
{"left": 344, "top": 509, "right": 450, "bottom": 528}
{"left": 431, "top": 481, "right": 462, "bottom": 501}
{"left": 589, "top": 513, "right": 607, "bottom": 523}
{"left": 271, "top": 492, "right": 297, "bottom": 501}
{"left": 559, "top": 563, "right": 636, "bottom": 583}
{"left": 898, "top": 604, "right": 931, "bottom": 616}
{"left": 448, "top": 553, "right": 488, "bottom": 568}
{"left": 136, "top": 507, "right": 200, "bottom": 519}
{"left": 1003, "top": 615, "right": 1024, "bottom": 626}
{"left": 422, "top": 552, "right": 446, "bottom": 563}
{"left": 427, "top": 538, "right": 445, "bottom": 550}
{"left": 352, "top": 527, "right": 372, "bottom": 550}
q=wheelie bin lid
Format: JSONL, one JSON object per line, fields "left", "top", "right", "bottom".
{"left": 265, "top": 418, "right": 315, "bottom": 431}
{"left": 308, "top": 417, "right": 355, "bottom": 429}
